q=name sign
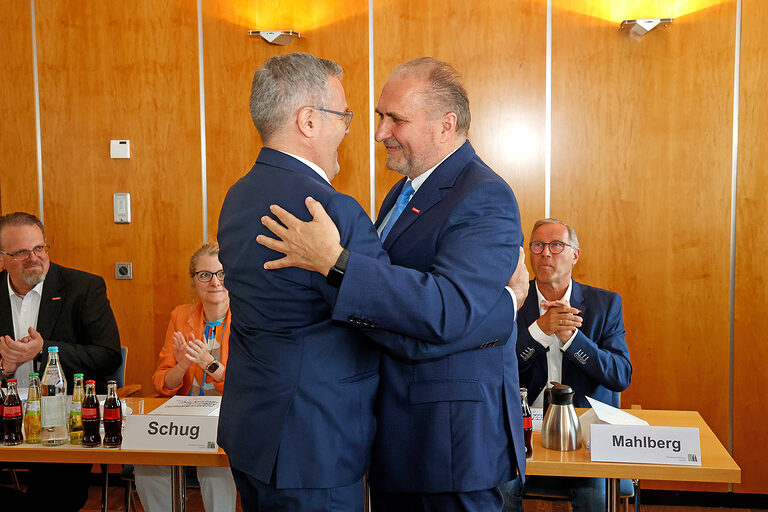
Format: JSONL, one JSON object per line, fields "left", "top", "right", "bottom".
{"left": 122, "top": 414, "right": 219, "bottom": 452}
{"left": 590, "top": 424, "right": 701, "bottom": 466}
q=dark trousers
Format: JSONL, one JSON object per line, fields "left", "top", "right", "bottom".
{"left": 232, "top": 467, "right": 365, "bottom": 512}
{"left": 0, "top": 463, "right": 91, "bottom": 511}
{"left": 371, "top": 487, "right": 503, "bottom": 512}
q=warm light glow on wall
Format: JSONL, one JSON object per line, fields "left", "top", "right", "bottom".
{"left": 498, "top": 121, "right": 540, "bottom": 164}
{"left": 210, "top": 0, "right": 369, "bottom": 32}
{"left": 557, "top": 0, "right": 728, "bottom": 23}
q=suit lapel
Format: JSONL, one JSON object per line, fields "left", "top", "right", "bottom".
{"left": 520, "top": 280, "right": 541, "bottom": 328}
{"left": 374, "top": 179, "right": 404, "bottom": 229}
{"left": 381, "top": 141, "right": 476, "bottom": 250}
{"left": 37, "top": 263, "right": 65, "bottom": 340}
{"left": 0, "top": 271, "right": 13, "bottom": 337}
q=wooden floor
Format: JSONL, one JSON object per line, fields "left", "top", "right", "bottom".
{"left": 81, "top": 487, "right": 763, "bottom": 512}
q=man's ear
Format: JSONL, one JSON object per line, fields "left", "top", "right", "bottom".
{"left": 438, "top": 111, "right": 458, "bottom": 142}
{"left": 296, "top": 106, "right": 316, "bottom": 138}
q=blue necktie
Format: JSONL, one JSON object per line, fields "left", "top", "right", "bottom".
{"left": 380, "top": 181, "right": 415, "bottom": 241}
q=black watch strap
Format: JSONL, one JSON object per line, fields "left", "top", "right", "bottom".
{"left": 326, "top": 249, "right": 350, "bottom": 288}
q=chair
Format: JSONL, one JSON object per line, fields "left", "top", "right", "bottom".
{"left": 121, "top": 465, "right": 201, "bottom": 512}
{"left": 108, "top": 346, "right": 142, "bottom": 398}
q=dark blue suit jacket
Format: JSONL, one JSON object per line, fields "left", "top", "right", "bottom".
{"left": 217, "top": 148, "right": 388, "bottom": 489}
{"left": 516, "top": 280, "right": 632, "bottom": 408}
{"left": 333, "top": 141, "right": 527, "bottom": 493}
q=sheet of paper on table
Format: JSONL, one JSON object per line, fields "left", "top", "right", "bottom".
{"left": 148, "top": 395, "right": 221, "bottom": 416}
{"left": 531, "top": 407, "right": 544, "bottom": 432}
{"left": 580, "top": 396, "right": 648, "bottom": 449}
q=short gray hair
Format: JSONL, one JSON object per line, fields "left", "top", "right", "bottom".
{"left": 0, "top": 212, "right": 45, "bottom": 251}
{"left": 391, "top": 57, "right": 470, "bottom": 136}
{"left": 249, "top": 52, "right": 343, "bottom": 141}
{"left": 531, "top": 218, "right": 580, "bottom": 251}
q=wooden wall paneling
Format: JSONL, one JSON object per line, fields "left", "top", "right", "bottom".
{"left": 0, "top": 0, "right": 38, "bottom": 218}
{"left": 202, "top": 0, "right": 371, "bottom": 239}
{"left": 35, "top": 0, "right": 203, "bottom": 394}
{"left": 372, "top": 0, "right": 547, "bottom": 233}
{"left": 551, "top": 1, "right": 736, "bottom": 491}
{"left": 734, "top": 0, "right": 768, "bottom": 495}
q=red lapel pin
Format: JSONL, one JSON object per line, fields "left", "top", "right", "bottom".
{"left": 411, "top": 207, "right": 420, "bottom": 213}
{"left": 52, "top": 297, "right": 62, "bottom": 301}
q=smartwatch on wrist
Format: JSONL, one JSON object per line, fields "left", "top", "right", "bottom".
{"left": 326, "top": 248, "right": 350, "bottom": 288}
{"left": 205, "top": 359, "right": 220, "bottom": 375}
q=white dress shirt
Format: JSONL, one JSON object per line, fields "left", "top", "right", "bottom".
{"left": 529, "top": 279, "right": 578, "bottom": 407}
{"left": 6, "top": 274, "right": 45, "bottom": 387}
{"left": 280, "top": 150, "right": 331, "bottom": 184}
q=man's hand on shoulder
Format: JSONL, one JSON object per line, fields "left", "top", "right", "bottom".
{"left": 507, "top": 246, "right": 529, "bottom": 310}
{"left": 257, "top": 196, "right": 344, "bottom": 276}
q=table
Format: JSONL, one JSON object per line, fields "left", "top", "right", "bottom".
{"left": 0, "top": 398, "right": 227, "bottom": 512}
{"left": 524, "top": 409, "right": 741, "bottom": 511}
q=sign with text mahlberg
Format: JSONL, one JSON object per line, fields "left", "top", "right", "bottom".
{"left": 590, "top": 424, "right": 701, "bottom": 466}
{"left": 122, "top": 414, "right": 220, "bottom": 452}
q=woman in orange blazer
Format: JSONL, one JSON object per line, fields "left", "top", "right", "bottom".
{"left": 135, "top": 243, "right": 237, "bottom": 512}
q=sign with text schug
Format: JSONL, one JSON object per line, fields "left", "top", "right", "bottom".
{"left": 590, "top": 424, "right": 701, "bottom": 466}
{"left": 122, "top": 414, "right": 220, "bottom": 452}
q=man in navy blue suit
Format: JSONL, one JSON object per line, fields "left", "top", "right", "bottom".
{"left": 258, "top": 57, "right": 528, "bottom": 512}
{"left": 501, "top": 218, "right": 632, "bottom": 511}
{"left": 217, "top": 52, "right": 391, "bottom": 512}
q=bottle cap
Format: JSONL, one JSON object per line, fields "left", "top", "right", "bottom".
{"left": 74, "top": 373, "right": 84, "bottom": 378}
{"left": 107, "top": 379, "right": 117, "bottom": 385}
{"left": 48, "top": 346, "right": 59, "bottom": 353}
{"left": 7, "top": 378, "right": 16, "bottom": 383}
{"left": 86, "top": 380, "right": 96, "bottom": 384}
{"left": 29, "top": 372, "right": 39, "bottom": 378}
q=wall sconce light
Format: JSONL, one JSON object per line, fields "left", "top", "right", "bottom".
{"left": 248, "top": 30, "right": 301, "bottom": 46}
{"left": 619, "top": 18, "right": 673, "bottom": 39}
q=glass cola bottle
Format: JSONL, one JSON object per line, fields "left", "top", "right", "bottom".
{"left": 25, "top": 372, "right": 42, "bottom": 444}
{"left": 3, "top": 379, "right": 24, "bottom": 445}
{"left": 81, "top": 380, "right": 101, "bottom": 448}
{"left": 41, "top": 346, "right": 68, "bottom": 446}
{"left": 102, "top": 380, "right": 122, "bottom": 448}
{"left": 521, "top": 387, "right": 533, "bottom": 459}
{"left": 69, "top": 373, "right": 84, "bottom": 444}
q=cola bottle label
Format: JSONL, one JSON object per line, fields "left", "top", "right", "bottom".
{"left": 3, "top": 405, "right": 22, "bottom": 418}
{"left": 523, "top": 417, "right": 532, "bottom": 429}
{"left": 82, "top": 407, "right": 99, "bottom": 419}
{"left": 103, "top": 408, "right": 121, "bottom": 420}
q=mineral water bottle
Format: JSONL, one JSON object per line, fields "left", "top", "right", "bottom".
{"left": 25, "top": 373, "right": 42, "bottom": 444}
{"left": 81, "top": 380, "right": 101, "bottom": 448}
{"left": 69, "top": 373, "right": 84, "bottom": 444}
{"left": 40, "top": 346, "right": 68, "bottom": 446}
{"left": 102, "top": 380, "right": 122, "bottom": 448}
{"left": 3, "top": 379, "right": 24, "bottom": 445}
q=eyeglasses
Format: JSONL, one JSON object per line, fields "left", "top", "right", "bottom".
{"left": 0, "top": 244, "right": 50, "bottom": 261}
{"left": 194, "top": 270, "right": 225, "bottom": 282}
{"left": 313, "top": 107, "right": 353, "bottom": 129}
{"left": 529, "top": 241, "right": 572, "bottom": 255}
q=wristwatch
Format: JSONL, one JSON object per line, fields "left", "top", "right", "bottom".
{"left": 205, "top": 359, "right": 220, "bottom": 375}
{"left": 0, "top": 359, "right": 13, "bottom": 380}
{"left": 326, "top": 249, "right": 350, "bottom": 288}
